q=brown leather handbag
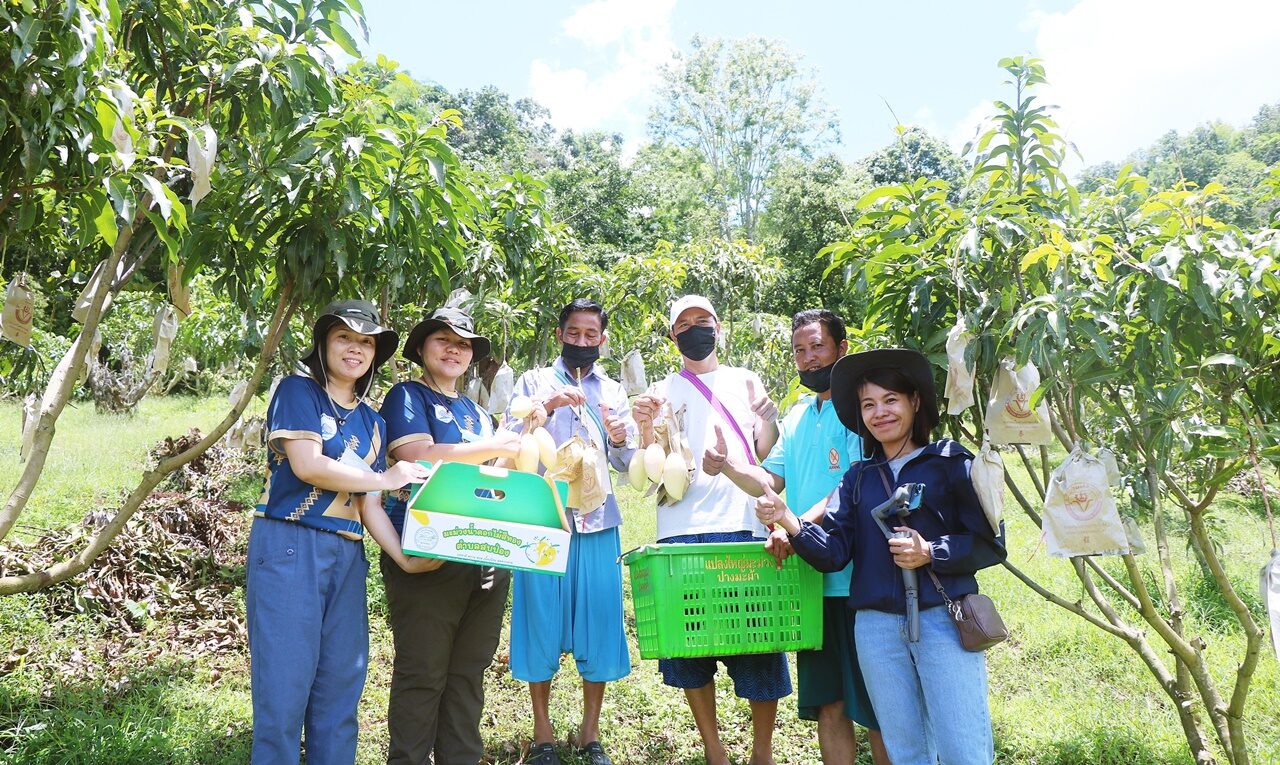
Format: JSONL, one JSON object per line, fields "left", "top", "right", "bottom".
{"left": 927, "top": 568, "right": 1008, "bottom": 652}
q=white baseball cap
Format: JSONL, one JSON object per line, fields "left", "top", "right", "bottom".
{"left": 668, "top": 295, "right": 719, "bottom": 329}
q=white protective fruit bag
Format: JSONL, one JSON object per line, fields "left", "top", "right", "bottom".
{"left": 148, "top": 304, "right": 179, "bottom": 376}
{"left": 1261, "top": 550, "right": 1280, "bottom": 660}
{"left": 985, "top": 358, "right": 1053, "bottom": 445}
{"left": 944, "top": 318, "right": 976, "bottom": 415}
{"left": 488, "top": 363, "right": 514, "bottom": 415}
{"left": 168, "top": 261, "right": 192, "bottom": 317}
{"left": 1043, "top": 445, "right": 1129, "bottom": 558}
{"left": 1, "top": 273, "right": 34, "bottom": 347}
{"left": 969, "top": 441, "right": 1005, "bottom": 534}
{"left": 1122, "top": 516, "right": 1147, "bottom": 555}
{"left": 72, "top": 259, "right": 126, "bottom": 323}
{"left": 622, "top": 349, "right": 647, "bottom": 397}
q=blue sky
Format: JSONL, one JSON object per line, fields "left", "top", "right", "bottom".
{"left": 356, "top": 1, "right": 1279, "bottom": 168}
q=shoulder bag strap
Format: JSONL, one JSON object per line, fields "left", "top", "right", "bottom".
{"left": 678, "top": 369, "right": 757, "bottom": 466}
{"left": 552, "top": 367, "right": 609, "bottom": 449}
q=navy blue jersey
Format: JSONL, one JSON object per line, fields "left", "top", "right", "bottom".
{"left": 380, "top": 380, "right": 493, "bottom": 535}
{"left": 256, "top": 375, "right": 386, "bottom": 539}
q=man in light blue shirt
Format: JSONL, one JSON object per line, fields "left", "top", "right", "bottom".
{"left": 705, "top": 309, "right": 889, "bottom": 765}
{"left": 504, "top": 299, "right": 636, "bottom": 765}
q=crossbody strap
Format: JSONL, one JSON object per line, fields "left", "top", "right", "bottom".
{"left": 876, "top": 462, "right": 953, "bottom": 606}
{"left": 678, "top": 369, "right": 757, "bottom": 466}
{"left": 552, "top": 367, "right": 609, "bottom": 450}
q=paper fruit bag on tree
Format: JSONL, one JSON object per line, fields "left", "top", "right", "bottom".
{"left": 2, "top": 273, "right": 34, "bottom": 347}
{"left": 72, "top": 260, "right": 125, "bottom": 323}
{"left": 622, "top": 349, "right": 648, "bottom": 396}
{"left": 969, "top": 441, "right": 1005, "bottom": 534}
{"left": 985, "top": 358, "right": 1053, "bottom": 445}
{"left": 488, "top": 362, "right": 514, "bottom": 415}
{"left": 1262, "top": 550, "right": 1280, "bottom": 660}
{"left": 1043, "top": 445, "right": 1129, "bottom": 557}
{"left": 944, "top": 318, "right": 976, "bottom": 415}
{"left": 148, "top": 304, "right": 179, "bottom": 376}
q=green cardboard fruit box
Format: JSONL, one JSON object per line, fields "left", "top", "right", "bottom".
{"left": 401, "top": 461, "right": 572, "bottom": 576}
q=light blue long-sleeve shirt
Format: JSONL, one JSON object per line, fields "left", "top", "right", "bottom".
{"left": 506, "top": 358, "right": 637, "bottom": 532}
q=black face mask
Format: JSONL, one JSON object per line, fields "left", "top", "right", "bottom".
{"left": 560, "top": 342, "right": 600, "bottom": 370}
{"left": 675, "top": 325, "right": 717, "bottom": 361}
{"left": 798, "top": 361, "right": 835, "bottom": 393}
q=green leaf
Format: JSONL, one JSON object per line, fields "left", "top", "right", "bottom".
{"left": 1199, "top": 353, "right": 1246, "bottom": 369}
{"left": 91, "top": 191, "right": 118, "bottom": 247}
{"left": 316, "top": 19, "right": 360, "bottom": 57}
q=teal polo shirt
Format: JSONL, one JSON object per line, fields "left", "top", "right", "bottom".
{"left": 762, "top": 394, "right": 863, "bottom": 597}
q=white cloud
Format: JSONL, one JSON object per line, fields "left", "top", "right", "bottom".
{"left": 1029, "top": 0, "right": 1280, "bottom": 168}
{"left": 528, "top": 0, "right": 677, "bottom": 137}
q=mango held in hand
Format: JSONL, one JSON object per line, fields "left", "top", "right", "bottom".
{"left": 509, "top": 395, "right": 534, "bottom": 420}
{"left": 515, "top": 434, "right": 540, "bottom": 473}
{"left": 662, "top": 451, "right": 689, "bottom": 500}
{"left": 533, "top": 427, "right": 558, "bottom": 469}
{"left": 644, "top": 443, "right": 667, "bottom": 484}
{"left": 627, "top": 450, "right": 649, "bottom": 490}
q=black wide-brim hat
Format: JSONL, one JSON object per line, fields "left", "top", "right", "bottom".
{"left": 403, "top": 306, "right": 492, "bottom": 367}
{"left": 830, "top": 348, "right": 940, "bottom": 435}
{"left": 300, "top": 299, "right": 399, "bottom": 372}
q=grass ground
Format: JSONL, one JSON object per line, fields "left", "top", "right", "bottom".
{"left": 0, "top": 395, "right": 1278, "bottom": 764}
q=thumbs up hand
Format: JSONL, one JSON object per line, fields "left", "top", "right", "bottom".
{"left": 746, "top": 378, "right": 778, "bottom": 424}
{"left": 755, "top": 482, "right": 788, "bottom": 526}
{"left": 702, "top": 423, "right": 729, "bottom": 476}
{"left": 601, "top": 404, "right": 628, "bottom": 446}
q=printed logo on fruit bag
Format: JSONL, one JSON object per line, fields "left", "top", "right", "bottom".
{"left": 1004, "top": 389, "right": 1035, "bottom": 420}
{"left": 704, "top": 555, "right": 770, "bottom": 583}
{"left": 1063, "top": 481, "right": 1105, "bottom": 521}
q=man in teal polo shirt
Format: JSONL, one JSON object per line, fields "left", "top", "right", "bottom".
{"left": 702, "top": 309, "right": 889, "bottom": 765}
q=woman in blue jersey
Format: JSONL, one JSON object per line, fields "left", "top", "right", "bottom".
{"left": 755, "top": 349, "right": 1006, "bottom": 765}
{"left": 247, "top": 299, "right": 434, "bottom": 765}
{"left": 378, "top": 307, "right": 522, "bottom": 765}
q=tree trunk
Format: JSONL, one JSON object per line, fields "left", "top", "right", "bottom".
{"left": 0, "top": 281, "right": 298, "bottom": 595}
{"left": 0, "top": 222, "right": 137, "bottom": 543}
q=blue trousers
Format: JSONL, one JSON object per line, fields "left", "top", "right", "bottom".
{"left": 245, "top": 518, "right": 369, "bottom": 765}
{"left": 855, "top": 606, "right": 993, "bottom": 765}
{"left": 510, "top": 525, "right": 630, "bottom": 684}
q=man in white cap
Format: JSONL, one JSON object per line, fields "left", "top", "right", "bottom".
{"left": 631, "top": 295, "right": 785, "bottom": 765}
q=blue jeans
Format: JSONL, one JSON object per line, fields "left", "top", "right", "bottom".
{"left": 855, "top": 606, "right": 993, "bottom": 765}
{"left": 245, "top": 518, "right": 370, "bottom": 765}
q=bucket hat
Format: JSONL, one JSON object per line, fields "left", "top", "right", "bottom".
{"left": 830, "top": 348, "right": 940, "bottom": 435}
{"left": 299, "top": 299, "right": 399, "bottom": 373}
{"left": 403, "top": 307, "right": 492, "bottom": 366}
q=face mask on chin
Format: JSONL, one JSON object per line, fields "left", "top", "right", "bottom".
{"left": 560, "top": 342, "right": 600, "bottom": 370}
{"left": 798, "top": 361, "right": 835, "bottom": 393}
{"left": 674, "top": 324, "right": 717, "bottom": 361}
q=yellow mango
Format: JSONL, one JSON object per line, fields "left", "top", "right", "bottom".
{"left": 644, "top": 443, "right": 666, "bottom": 484}
{"left": 663, "top": 451, "right": 689, "bottom": 500}
{"left": 515, "top": 434, "right": 539, "bottom": 472}
{"left": 533, "top": 427, "right": 558, "bottom": 469}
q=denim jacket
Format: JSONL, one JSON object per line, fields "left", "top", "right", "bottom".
{"left": 789, "top": 439, "right": 1007, "bottom": 614}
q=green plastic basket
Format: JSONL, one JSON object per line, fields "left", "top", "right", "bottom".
{"left": 622, "top": 542, "right": 823, "bottom": 659}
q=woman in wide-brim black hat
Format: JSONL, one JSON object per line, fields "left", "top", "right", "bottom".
{"left": 757, "top": 348, "right": 1007, "bottom": 764}
{"left": 246, "top": 299, "right": 435, "bottom": 763}
{"left": 375, "top": 306, "right": 522, "bottom": 764}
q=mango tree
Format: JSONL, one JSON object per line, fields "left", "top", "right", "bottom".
{"left": 0, "top": 2, "right": 508, "bottom": 593}
{"left": 824, "top": 57, "right": 1279, "bottom": 764}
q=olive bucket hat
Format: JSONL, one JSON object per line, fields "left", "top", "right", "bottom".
{"left": 829, "top": 348, "right": 941, "bottom": 436}
{"left": 402, "top": 306, "right": 492, "bottom": 367}
{"left": 299, "top": 299, "right": 400, "bottom": 375}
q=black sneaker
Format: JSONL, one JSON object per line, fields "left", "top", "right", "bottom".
{"left": 577, "top": 742, "right": 613, "bottom": 765}
{"left": 526, "top": 742, "right": 562, "bottom": 765}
